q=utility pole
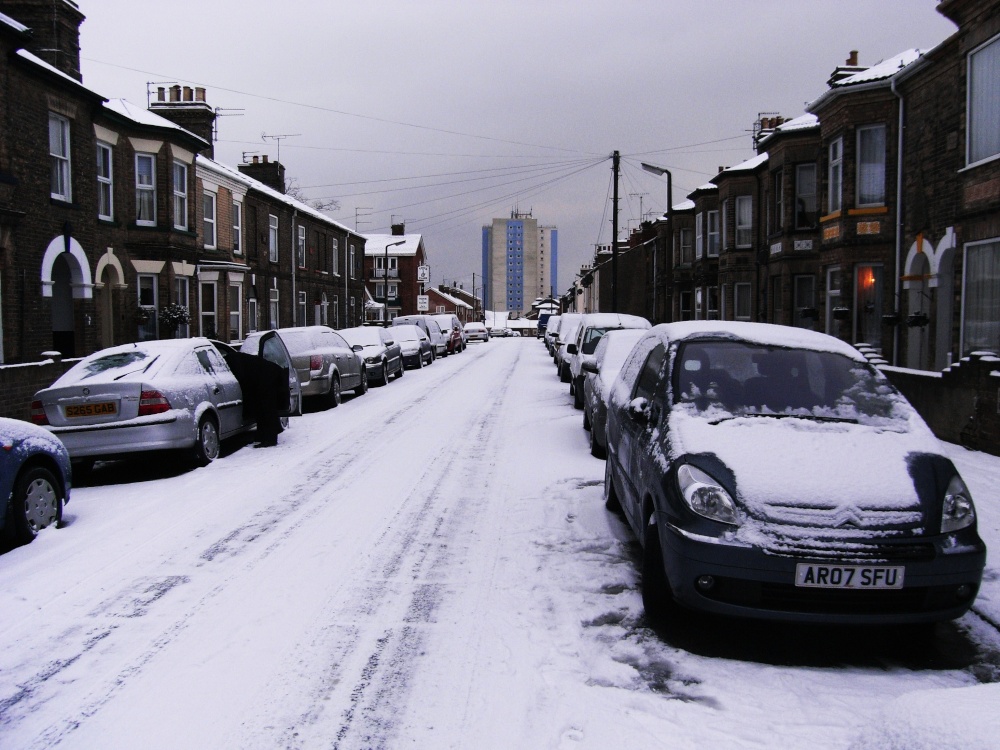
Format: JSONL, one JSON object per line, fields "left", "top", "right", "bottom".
{"left": 612, "top": 150, "right": 620, "bottom": 313}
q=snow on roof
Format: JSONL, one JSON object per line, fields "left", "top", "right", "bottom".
{"left": 649, "top": 320, "right": 867, "bottom": 360}
{"left": 103, "top": 99, "right": 206, "bottom": 144}
{"left": 672, "top": 199, "right": 695, "bottom": 212}
{"left": 0, "top": 11, "right": 28, "bottom": 33}
{"left": 834, "top": 49, "right": 924, "bottom": 87}
{"left": 775, "top": 113, "right": 819, "bottom": 132}
{"left": 718, "top": 153, "right": 769, "bottom": 176}
{"left": 15, "top": 49, "right": 102, "bottom": 97}
{"left": 362, "top": 234, "right": 423, "bottom": 257}
{"left": 431, "top": 289, "right": 472, "bottom": 309}
{"left": 196, "top": 155, "right": 358, "bottom": 237}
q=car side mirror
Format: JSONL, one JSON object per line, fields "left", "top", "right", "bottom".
{"left": 567, "top": 343, "right": 578, "bottom": 355}
{"left": 627, "top": 396, "right": 650, "bottom": 423}
{"left": 351, "top": 344, "right": 363, "bottom": 352}
{"left": 582, "top": 361, "right": 599, "bottom": 374}
{"left": 384, "top": 340, "right": 394, "bottom": 346}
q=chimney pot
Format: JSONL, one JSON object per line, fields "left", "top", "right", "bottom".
{"left": 262, "top": 154, "right": 269, "bottom": 163}
{"left": 252, "top": 155, "right": 259, "bottom": 164}
{"left": 169, "top": 85, "right": 181, "bottom": 102}
{"left": 157, "top": 87, "right": 165, "bottom": 101}
{"left": 848, "top": 50, "right": 859, "bottom": 66}
{"left": 195, "top": 87, "right": 206, "bottom": 102}
{"left": 183, "top": 86, "right": 193, "bottom": 101}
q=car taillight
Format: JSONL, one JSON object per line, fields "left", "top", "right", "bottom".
{"left": 138, "top": 390, "right": 171, "bottom": 416}
{"left": 310, "top": 355, "right": 323, "bottom": 371}
{"left": 30, "top": 400, "right": 49, "bottom": 426}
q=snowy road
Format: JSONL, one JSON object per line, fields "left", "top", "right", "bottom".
{"left": 2, "top": 338, "right": 999, "bottom": 749}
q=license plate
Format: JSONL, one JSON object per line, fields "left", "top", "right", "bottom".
{"left": 795, "top": 563, "right": 904, "bottom": 590}
{"left": 65, "top": 401, "right": 117, "bottom": 418}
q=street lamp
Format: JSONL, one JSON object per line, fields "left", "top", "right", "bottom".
{"left": 641, "top": 162, "right": 674, "bottom": 323}
{"left": 383, "top": 239, "right": 406, "bottom": 326}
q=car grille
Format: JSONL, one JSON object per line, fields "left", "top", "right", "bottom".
{"left": 749, "top": 502, "right": 932, "bottom": 562}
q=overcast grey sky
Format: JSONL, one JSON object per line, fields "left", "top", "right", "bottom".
{"left": 78, "top": 1, "right": 956, "bottom": 297}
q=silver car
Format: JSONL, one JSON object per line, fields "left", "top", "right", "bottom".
{"left": 243, "top": 326, "right": 366, "bottom": 408}
{"left": 581, "top": 328, "right": 648, "bottom": 458}
{"left": 567, "top": 313, "right": 651, "bottom": 409}
{"left": 31, "top": 338, "right": 256, "bottom": 467}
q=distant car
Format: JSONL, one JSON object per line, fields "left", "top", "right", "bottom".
{"left": 31, "top": 338, "right": 261, "bottom": 467}
{"left": 392, "top": 324, "right": 434, "bottom": 368}
{"left": 339, "top": 326, "right": 404, "bottom": 386}
{"left": 464, "top": 322, "right": 489, "bottom": 343}
{"left": 537, "top": 313, "right": 552, "bottom": 339}
{"left": 552, "top": 312, "right": 583, "bottom": 380}
{"left": 581, "top": 328, "right": 648, "bottom": 458}
{"left": 544, "top": 314, "right": 562, "bottom": 354}
{"left": 429, "top": 314, "right": 465, "bottom": 352}
{"left": 0, "top": 417, "right": 71, "bottom": 546}
{"left": 567, "top": 313, "right": 652, "bottom": 409}
{"left": 243, "top": 326, "right": 366, "bottom": 408}
{"left": 605, "top": 321, "right": 987, "bottom": 626}
{"left": 393, "top": 315, "right": 448, "bottom": 358}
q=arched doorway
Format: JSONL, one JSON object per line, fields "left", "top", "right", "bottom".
{"left": 51, "top": 254, "right": 75, "bottom": 356}
{"left": 905, "top": 252, "right": 930, "bottom": 370}
{"left": 95, "top": 249, "right": 126, "bottom": 349}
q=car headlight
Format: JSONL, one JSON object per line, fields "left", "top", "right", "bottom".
{"left": 677, "top": 464, "right": 739, "bottom": 525}
{"left": 941, "top": 475, "right": 976, "bottom": 533}
{"left": 365, "top": 356, "right": 381, "bottom": 365}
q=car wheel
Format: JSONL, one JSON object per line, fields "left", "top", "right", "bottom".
{"left": 193, "top": 415, "right": 221, "bottom": 467}
{"left": 583, "top": 408, "right": 591, "bottom": 431}
{"left": 560, "top": 363, "right": 571, "bottom": 383}
{"left": 326, "top": 376, "right": 342, "bottom": 408}
{"left": 379, "top": 361, "right": 390, "bottom": 386}
{"left": 7, "top": 466, "right": 62, "bottom": 545}
{"left": 642, "top": 513, "right": 675, "bottom": 626}
{"left": 573, "top": 378, "right": 585, "bottom": 409}
{"left": 395, "top": 362, "right": 404, "bottom": 378}
{"left": 356, "top": 368, "right": 369, "bottom": 395}
{"left": 589, "top": 422, "right": 607, "bottom": 459}
{"left": 603, "top": 460, "right": 623, "bottom": 514}
{"left": 416, "top": 353, "right": 424, "bottom": 369}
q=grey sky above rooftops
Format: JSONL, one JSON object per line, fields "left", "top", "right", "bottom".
{"left": 79, "top": 1, "right": 955, "bottom": 298}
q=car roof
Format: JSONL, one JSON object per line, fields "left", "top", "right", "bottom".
{"left": 644, "top": 321, "right": 867, "bottom": 360}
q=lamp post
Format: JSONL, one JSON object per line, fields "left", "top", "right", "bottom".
{"left": 383, "top": 239, "right": 406, "bottom": 326}
{"left": 641, "top": 162, "right": 673, "bottom": 323}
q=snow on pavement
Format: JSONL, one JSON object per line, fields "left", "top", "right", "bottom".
{"left": 1, "top": 338, "right": 998, "bottom": 749}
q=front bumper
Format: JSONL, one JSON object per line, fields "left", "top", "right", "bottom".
{"left": 657, "top": 515, "right": 987, "bottom": 624}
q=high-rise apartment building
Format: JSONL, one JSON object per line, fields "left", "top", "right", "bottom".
{"left": 482, "top": 210, "right": 557, "bottom": 314}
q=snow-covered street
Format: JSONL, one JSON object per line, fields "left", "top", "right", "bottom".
{"left": 2, "top": 338, "right": 999, "bottom": 750}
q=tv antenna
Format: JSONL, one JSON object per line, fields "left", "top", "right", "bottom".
{"left": 261, "top": 132, "right": 300, "bottom": 164}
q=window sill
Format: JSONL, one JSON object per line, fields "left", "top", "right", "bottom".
{"left": 959, "top": 153, "right": 1000, "bottom": 173}
{"left": 848, "top": 206, "right": 888, "bottom": 216}
{"left": 820, "top": 210, "right": 842, "bottom": 223}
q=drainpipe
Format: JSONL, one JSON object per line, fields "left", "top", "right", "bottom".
{"left": 291, "top": 209, "right": 298, "bottom": 326}
{"left": 891, "top": 77, "right": 905, "bottom": 367}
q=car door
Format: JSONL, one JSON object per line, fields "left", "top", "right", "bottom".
{"left": 194, "top": 344, "right": 244, "bottom": 436}
{"left": 617, "top": 343, "right": 666, "bottom": 530}
{"left": 380, "top": 329, "right": 402, "bottom": 372}
{"left": 327, "top": 330, "right": 360, "bottom": 389}
{"left": 257, "top": 331, "right": 302, "bottom": 417}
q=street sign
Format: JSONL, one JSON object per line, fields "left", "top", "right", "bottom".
{"left": 416, "top": 265, "right": 430, "bottom": 283}
{"left": 416, "top": 295, "right": 429, "bottom": 311}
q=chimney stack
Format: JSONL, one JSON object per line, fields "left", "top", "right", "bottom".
{"left": 3, "top": 0, "right": 86, "bottom": 81}
{"left": 239, "top": 155, "right": 287, "bottom": 193}
{"left": 391, "top": 222, "right": 406, "bottom": 236}
{"left": 149, "top": 84, "right": 218, "bottom": 158}
{"left": 847, "top": 50, "right": 859, "bottom": 66}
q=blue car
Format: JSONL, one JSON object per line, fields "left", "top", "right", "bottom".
{"left": 1, "top": 418, "right": 71, "bottom": 546}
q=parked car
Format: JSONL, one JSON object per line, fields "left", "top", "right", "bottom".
{"left": 543, "top": 314, "right": 561, "bottom": 354}
{"left": 552, "top": 312, "right": 583, "bottom": 379}
{"left": 430, "top": 314, "right": 465, "bottom": 352}
{"left": 242, "top": 326, "right": 366, "bottom": 409}
{"left": 0, "top": 417, "right": 71, "bottom": 545}
{"left": 568, "top": 313, "right": 651, "bottom": 409}
{"left": 537, "top": 312, "right": 552, "bottom": 339}
{"left": 339, "top": 326, "right": 404, "bottom": 386}
{"left": 31, "top": 338, "right": 263, "bottom": 467}
{"left": 604, "top": 321, "right": 986, "bottom": 625}
{"left": 581, "top": 328, "right": 648, "bottom": 459}
{"left": 463, "top": 322, "right": 489, "bottom": 343}
{"left": 392, "top": 324, "right": 435, "bottom": 368}
{"left": 393, "top": 315, "right": 448, "bottom": 358}
{"left": 212, "top": 335, "right": 299, "bottom": 446}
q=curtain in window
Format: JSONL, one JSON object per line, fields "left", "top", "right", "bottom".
{"left": 970, "top": 39, "right": 1000, "bottom": 164}
{"left": 963, "top": 241, "right": 1000, "bottom": 353}
{"left": 857, "top": 127, "right": 886, "bottom": 205}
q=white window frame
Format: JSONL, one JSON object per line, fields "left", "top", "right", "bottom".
{"left": 856, "top": 125, "right": 886, "bottom": 207}
{"left": 828, "top": 137, "right": 843, "bottom": 213}
{"left": 229, "top": 282, "right": 242, "bottom": 342}
{"left": 721, "top": 199, "right": 728, "bottom": 250}
{"left": 298, "top": 290, "right": 307, "bottom": 326}
{"left": 137, "top": 273, "right": 158, "bottom": 340}
{"left": 707, "top": 210, "right": 720, "bottom": 257}
{"left": 247, "top": 297, "right": 258, "bottom": 334}
{"left": 960, "top": 238, "right": 1000, "bottom": 355}
{"left": 268, "top": 214, "right": 279, "bottom": 262}
{"left": 707, "top": 286, "right": 719, "bottom": 320}
{"left": 679, "top": 228, "right": 693, "bottom": 264}
{"left": 49, "top": 114, "right": 71, "bottom": 202}
{"left": 297, "top": 225, "right": 306, "bottom": 268}
{"left": 350, "top": 244, "right": 356, "bottom": 279}
{"left": 136, "top": 153, "right": 156, "bottom": 225}
{"left": 376, "top": 282, "right": 385, "bottom": 298}
{"left": 268, "top": 288, "right": 279, "bottom": 329}
{"left": 232, "top": 201, "right": 242, "bottom": 255}
{"left": 388, "top": 282, "right": 398, "bottom": 300}
{"left": 694, "top": 287, "right": 705, "bottom": 320}
{"left": 174, "top": 277, "right": 190, "bottom": 338}
{"left": 331, "top": 238, "right": 339, "bottom": 275}
{"left": 96, "top": 141, "right": 113, "bottom": 220}
{"left": 735, "top": 195, "right": 752, "bottom": 248}
{"left": 967, "top": 34, "right": 1000, "bottom": 166}
{"left": 172, "top": 161, "right": 188, "bottom": 230}
{"left": 695, "top": 212, "right": 704, "bottom": 259}
{"left": 203, "top": 192, "right": 217, "bottom": 249}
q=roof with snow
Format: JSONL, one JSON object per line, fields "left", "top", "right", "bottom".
{"left": 363, "top": 234, "right": 424, "bottom": 257}
{"left": 15, "top": 49, "right": 102, "bottom": 98}
{"left": 808, "top": 49, "right": 926, "bottom": 112}
{"left": 429, "top": 288, "right": 472, "bottom": 309}
{"left": 0, "top": 11, "right": 28, "bottom": 33}
{"left": 196, "top": 155, "right": 360, "bottom": 238}
{"left": 672, "top": 199, "right": 696, "bottom": 212}
{"left": 714, "top": 153, "right": 769, "bottom": 181}
{"left": 103, "top": 99, "right": 207, "bottom": 146}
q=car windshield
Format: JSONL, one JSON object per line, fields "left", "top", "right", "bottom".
{"left": 673, "top": 340, "right": 908, "bottom": 426}
{"left": 78, "top": 350, "right": 150, "bottom": 378}
{"left": 581, "top": 327, "right": 615, "bottom": 355}
{"left": 393, "top": 328, "right": 422, "bottom": 342}
{"left": 278, "top": 331, "right": 314, "bottom": 353}
{"left": 341, "top": 328, "right": 381, "bottom": 347}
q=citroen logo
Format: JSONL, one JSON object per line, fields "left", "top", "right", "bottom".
{"left": 834, "top": 506, "right": 864, "bottom": 528}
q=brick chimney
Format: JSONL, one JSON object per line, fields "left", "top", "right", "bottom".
{"left": 148, "top": 85, "right": 217, "bottom": 158}
{"left": 238, "top": 154, "right": 287, "bottom": 194}
{"left": 391, "top": 222, "right": 405, "bottom": 236}
{"left": 0, "top": 0, "right": 85, "bottom": 81}
{"left": 827, "top": 49, "right": 867, "bottom": 87}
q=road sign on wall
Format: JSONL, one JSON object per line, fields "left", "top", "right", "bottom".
{"left": 416, "top": 295, "right": 429, "bottom": 311}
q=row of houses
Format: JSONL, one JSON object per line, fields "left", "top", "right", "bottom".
{"left": 566, "top": 0, "right": 999, "bottom": 452}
